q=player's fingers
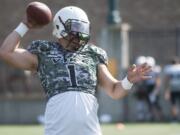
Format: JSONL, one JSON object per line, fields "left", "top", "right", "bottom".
{"left": 139, "top": 63, "right": 152, "bottom": 72}
{"left": 141, "top": 65, "right": 152, "bottom": 73}
{"left": 141, "top": 63, "right": 152, "bottom": 72}
{"left": 129, "top": 64, "right": 136, "bottom": 72}
{"left": 141, "top": 75, "right": 152, "bottom": 80}
{"left": 138, "top": 67, "right": 152, "bottom": 77}
{"left": 140, "top": 63, "right": 148, "bottom": 68}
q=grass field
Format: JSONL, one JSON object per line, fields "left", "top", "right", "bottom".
{"left": 0, "top": 123, "right": 180, "bottom": 135}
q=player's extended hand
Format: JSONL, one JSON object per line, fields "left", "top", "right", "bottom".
{"left": 22, "top": 16, "right": 43, "bottom": 29}
{"left": 127, "top": 63, "right": 152, "bottom": 83}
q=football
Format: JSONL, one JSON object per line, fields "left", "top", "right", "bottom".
{"left": 26, "top": 1, "right": 52, "bottom": 26}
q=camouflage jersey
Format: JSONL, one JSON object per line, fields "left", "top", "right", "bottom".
{"left": 27, "top": 40, "right": 108, "bottom": 99}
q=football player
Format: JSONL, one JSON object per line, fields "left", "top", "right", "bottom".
{"left": 0, "top": 6, "right": 151, "bottom": 135}
{"left": 163, "top": 57, "right": 180, "bottom": 122}
{"left": 134, "top": 56, "right": 162, "bottom": 121}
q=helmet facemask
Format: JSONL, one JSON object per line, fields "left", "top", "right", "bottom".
{"left": 58, "top": 16, "right": 90, "bottom": 51}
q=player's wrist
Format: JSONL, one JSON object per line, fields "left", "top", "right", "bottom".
{"left": 14, "top": 22, "right": 29, "bottom": 37}
{"left": 121, "top": 76, "right": 133, "bottom": 90}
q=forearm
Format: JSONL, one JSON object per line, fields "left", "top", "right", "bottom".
{"left": 110, "top": 81, "right": 129, "bottom": 99}
{"left": 109, "top": 77, "right": 133, "bottom": 99}
{"left": 98, "top": 64, "right": 133, "bottom": 99}
{"left": 0, "top": 23, "right": 38, "bottom": 70}
{"left": 0, "top": 23, "right": 29, "bottom": 57}
{"left": 0, "top": 31, "right": 21, "bottom": 53}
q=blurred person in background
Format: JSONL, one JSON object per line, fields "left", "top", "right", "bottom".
{"left": 163, "top": 57, "right": 180, "bottom": 122}
{"left": 134, "top": 56, "right": 149, "bottom": 121}
{"left": 134, "top": 56, "right": 162, "bottom": 121}
{"left": 145, "top": 56, "right": 163, "bottom": 121}
{"left": 0, "top": 5, "right": 151, "bottom": 135}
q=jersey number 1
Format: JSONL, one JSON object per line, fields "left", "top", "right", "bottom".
{"left": 67, "top": 65, "right": 78, "bottom": 87}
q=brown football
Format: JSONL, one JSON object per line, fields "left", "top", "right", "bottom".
{"left": 26, "top": 1, "right": 52, "bottom": 26}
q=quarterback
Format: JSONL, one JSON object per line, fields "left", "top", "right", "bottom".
{"left": 0, "top": 6, "right": 151, "bottom": 135}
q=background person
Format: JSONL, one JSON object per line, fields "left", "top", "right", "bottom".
{"left": 163, "top": 57, "right": 180, "bottom": 122}
{"left": 146, "top": 56, "right": 163, "bottom": 121}
{"left": 134, "top": 56, "right": 162, "bottom": 121}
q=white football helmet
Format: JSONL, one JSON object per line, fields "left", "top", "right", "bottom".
{"left": 135, "top": 56, "right": 146, "bottom": 65}
{"left": 146, "top": 56, "right": 156, "bottom": 67}
{"left": 52, "top": 6, "right": 90, "bottom": 44}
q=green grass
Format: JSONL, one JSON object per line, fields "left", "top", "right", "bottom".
{"left": 101, "top": 123, "right": 180, "bottom": 135}
{"left": 0, "top": 123, "right": 180, "bottom": 135}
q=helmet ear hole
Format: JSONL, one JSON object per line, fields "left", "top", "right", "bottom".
{"left": 56, "top": 25, "right": 59, "bottom": 29}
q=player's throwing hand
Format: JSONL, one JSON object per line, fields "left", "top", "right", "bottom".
{"left": 24, "top": 1, "right": 52, "bottom": 29}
